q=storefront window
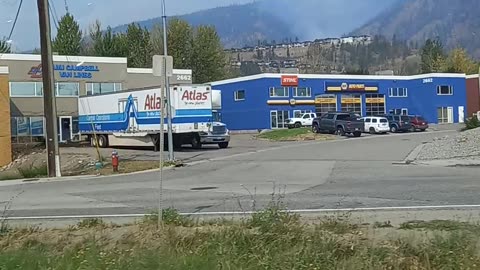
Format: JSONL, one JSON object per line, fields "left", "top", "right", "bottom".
{"left": 341, "top": 94, "right": 362, "bottom": 115}
{"left": 10, "top": 82, "right": 43, "bottom": 96}
{"left": 365, "top": 94, "right": 386, "bottom": 116}
{"left": 315, "top": 94, "right": 337, "bottom": 116}
{"left": 86, "top": 82, "right": 122, "bottom": 96}
{"left": 57, "top": 82, "right": 79, "bottom": 96}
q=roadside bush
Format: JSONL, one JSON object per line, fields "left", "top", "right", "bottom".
{"left": 248, "top": 205, "right": 301, "bottom": 234}
{"left": 18, "top": 165, "right": 47, "bottom": 179}
{"left": 463, "top": 115, "right": 480, "bottom": 130}
{"left": 143, "top": 207, "right": 193, "bottom": 226}
{"left": 76, "top": 218, "right": 106, "bottom": 229}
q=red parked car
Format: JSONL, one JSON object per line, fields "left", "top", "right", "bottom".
{"left": 408, "top": 115, "right": 429, "bottom": 132}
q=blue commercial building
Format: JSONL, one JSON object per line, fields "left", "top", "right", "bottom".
{"left": 210, "top": 73, "right": 468, "bottom": 131}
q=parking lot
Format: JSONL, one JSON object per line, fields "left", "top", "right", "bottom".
{"left": 56, "top": 123, "right": 462, "bottom": 166}
{"left": 3, "top": 123, "right": 479, "bottom": 221}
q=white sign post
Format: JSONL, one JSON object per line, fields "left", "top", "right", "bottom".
{"left": 152, "top": 55, "right": 173, "bottom": 226}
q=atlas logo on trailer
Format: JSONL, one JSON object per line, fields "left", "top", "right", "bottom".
{"left": 144, "top": 93, "right": 163, "bottom": 110}
{"left": 281, "top": 75, "right": 298, "bottom": 86}
{"left": 181, "top": 89, "right": 209, "bottom": 106}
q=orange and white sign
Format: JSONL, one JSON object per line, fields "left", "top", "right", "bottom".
{"left": 281, "top": 75, "right": 298, "bottom": 86}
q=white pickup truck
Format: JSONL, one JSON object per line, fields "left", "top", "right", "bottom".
{"left": 285, "top": 113, "right": 318, "bottom": 129}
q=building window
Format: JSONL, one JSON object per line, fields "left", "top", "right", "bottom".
{"left": 269, "top": 87, "right": 288, "bottom": 97}
{"left": 293, "top": 87, "right": 311, "bottom": 97}
{"left": 365, "top": 94, "right": 385, "bottom": 116}
{"left": 86, "top": 82, "right": 122, "bottom": 96}
{"left": 437, "top": 85, "right": 453, "bottom": 95}
{"left": 57, "top": 82, "right": 79, "bottom": 96}
{"left": 10, "top": 82, "right": 43, "bottom": 96}
{"left": 388, "top": 87, "right": 408, "bottom": 97}
{"left": 390, "top": 108, "right": 409, "bottom": 115}
{"left": 10, "top": 116, "right": 45, "bottom": 143}
{"left": 234, "top": 90, "right": 245, "bottom": 101}
{"left": 293, "top": 110, "right": 312, "bottom": 118}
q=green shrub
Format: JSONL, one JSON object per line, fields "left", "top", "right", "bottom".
{"left": 464, "top": 115, "right": 480, "bottom": 130}
{"left": 18, "top": 165, "right": 48, "bottom": 179}
{"left": 76, "top": 218, "right": 106, "bottom": 229}
{"left": 143, "top": 208, "right": 193, "bottom": 226}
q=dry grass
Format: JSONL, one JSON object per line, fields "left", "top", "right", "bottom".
{"left": 0, "top": 210, "right": 480, "bottom": 269}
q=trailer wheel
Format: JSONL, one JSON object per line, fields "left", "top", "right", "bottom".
{"left": 191, "top": 134, "right": 202, "bottom": 149}
{"left": 97, "top": 135, "right": 108, "bottom": 148}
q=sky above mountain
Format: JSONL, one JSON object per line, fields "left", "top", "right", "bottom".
{"left": 0, "top": 0, "right": 254, "bottom": 51}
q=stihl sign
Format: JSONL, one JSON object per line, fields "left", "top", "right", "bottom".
{"left": 281, "top": 75, "right": 298, "bottom": 86}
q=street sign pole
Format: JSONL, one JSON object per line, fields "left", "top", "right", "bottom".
{"left": 162, "top": 0, "right": 175, "bottom": 161}
{"left": 153, "top": 55, "right": 173, "bottom": 226}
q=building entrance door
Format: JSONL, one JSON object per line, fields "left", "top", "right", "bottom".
{"left": 270, "top": 110, "right": 289, "bottom": 129}
{"left": 59, "top": 116, "right": 72, "bottom": 142}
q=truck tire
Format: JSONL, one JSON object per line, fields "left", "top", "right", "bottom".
{"left": 312, "top": 123, "right": 319, "bottom": 133}
{"left": 390, "top": 125, "right": 398, "bottom": 133}
{"left": 410, "top": 126, "right": 416, "bottom": 132}
{"left": 294, "top": 122, "right": 302, "bottom": 128}
{"left": 353, "top": 131, "right": 362, "bottom": 137}
{"left": 191, "top": 134, "right": 202, "bottom": 149}
{"left": 218, "top": 142, "right": 229, "bottom": 149}
{"left": 97, "top": 135, "right": 108, "bottom": 148}
{"left": 336, "top": 126, "right": 345, "bottom": 136}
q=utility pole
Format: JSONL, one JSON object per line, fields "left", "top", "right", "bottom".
{"left": 162, "top": 0, "right": 174, "bottom": 161}
{"left": 37, "top": 0, "right": 61, "bottom": 177}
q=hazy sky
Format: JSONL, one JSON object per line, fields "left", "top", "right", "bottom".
{"left": 0, "top": 0, "right": 254, "bottom": 51}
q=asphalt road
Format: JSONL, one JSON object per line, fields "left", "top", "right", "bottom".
{"left": 2, "top": 128, "right": 480, "bottom": 222}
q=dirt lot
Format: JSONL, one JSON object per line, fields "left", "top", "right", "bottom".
{"left": 0, "top": 142, "right": 168, "bottom": 180}
{"left": 0, "top": 134, "right": 288, "bottom": 180}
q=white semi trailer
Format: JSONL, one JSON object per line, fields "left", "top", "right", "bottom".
{"left": 78, "top": 85, "right": 230, "bottom": 151}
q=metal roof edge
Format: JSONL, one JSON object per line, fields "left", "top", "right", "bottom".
{"left": 210, "top": 72, "right": 468, "bottom": 86}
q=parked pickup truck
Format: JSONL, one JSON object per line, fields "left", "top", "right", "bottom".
{"left": 286, "top": 113, "right": 317, "bottom": 129}
{"left": 312, "top": 112, "right": 364, "bottom": 137}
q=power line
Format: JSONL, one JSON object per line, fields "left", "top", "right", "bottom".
{"left": 8, "top": 0, "right": 23, "bottom": 41}
{"left": 49, "top": 0, "right": 60, "bottom": 30}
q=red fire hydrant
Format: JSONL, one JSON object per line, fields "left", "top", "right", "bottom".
{"left": 111, "top": 150, "right": 119, "bottom": 172}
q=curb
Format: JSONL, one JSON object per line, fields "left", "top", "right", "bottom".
{"left": 0, "top": 164, "right": 179, "bottom": 186}
{"left": 392, "top": 143, "right": 427, "bottom": 165}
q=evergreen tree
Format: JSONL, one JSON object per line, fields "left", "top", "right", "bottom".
{"left": 167, "top": 19, "right": 194, "bottom": 69}
{"left": 191, "top": 25, "right": 225, "bottom": 83}
{"left": 126, "top": 23, "right": 152, "bottom": 68}
{"left": 150, "top": 23, "right": 164, "bottom": 55}
{"left": 420, "top": 39, "right": 445, "bottom": 73}
{"left": 0, "top": 39, "right": 11, "bottom": 53}
{"left": 52, "top": 13, "right": 82, "bottom": 55}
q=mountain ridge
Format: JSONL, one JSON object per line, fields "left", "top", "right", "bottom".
{"left": 352, "top": 0, "right": 480, "bottom": 58}
{"left": 111, "top": 0, "right": 398, "bottom": 49}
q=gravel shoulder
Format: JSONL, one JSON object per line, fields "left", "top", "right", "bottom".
{"left": 415, "top": 127, "right": 480, "bottom": 161}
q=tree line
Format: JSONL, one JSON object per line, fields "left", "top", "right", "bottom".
{"left": 1, "top": 13, "right": 226, "bottom": 84}
{"left": 420, "top": 39, "right": 478, "bottom": 75}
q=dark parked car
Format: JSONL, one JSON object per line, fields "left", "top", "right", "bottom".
{"left": 409, "top": 115, "right": 429, "bottom": 132}
{"left": 380, "top": 114, "right": 412, "bottom": 133}
{"left": 312, "top": 112, "right": 364, "bottom": 137}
